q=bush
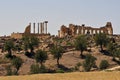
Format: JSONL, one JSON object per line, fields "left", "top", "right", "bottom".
{"left": 77, "top": 62, "right": 81, "bottom": 67}
{"left": 39, "top": 65, "right": 47, "bottom": 73}
{"left": 56, "top": 69, "right": 64, "bottom": 73}
{"left": 6, "top": 65, "right": 18, "bottom": 76}
{"left": 11, "top": 57, "right": 23, "bottom": 73}
{"left": 30, "top": 64, "right": 47, "bottom": 74}
{"left": 5, "top": 53, "right": 12, "bottom": 59}
{"left": 83, "top": 54, "right": 96, "bottom": 72}
{"left": 24, "top": 51, "right": 34, "bottom": 58}
{"left": 74, "top": 62, "right": 81, "bottom": 71}
{"left": 6, "top": 65, "right": 12, "bottom": 76}
{"left": 30, "top": 64, "right": 40, "bottom": 74}
{"left": 99, "top": 60, "right": 109, "bottom": 70}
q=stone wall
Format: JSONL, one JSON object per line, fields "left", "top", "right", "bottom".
{"left": 59, "top": 22, "right": 113, "bottom": 37}
{"left": 11, "top": 33, "right": 23, "bottom": 39}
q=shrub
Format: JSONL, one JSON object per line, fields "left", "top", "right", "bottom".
{"left": 5, "top": 53, "right": 12, "bottom": 59}
{"left": 30, "top": 64, "right": 47, "bottom": 74}
{"left": 74, "top": 62, "right": 81, "bottom": 71}
{"left": 11, "top": 57, "right": 23, "bottom": 73}
{"left": 6, "top": 65, "right": 12, "bottom": 76}
{"left": 77, "top": 62, "right": 81, "bottom": 67}
{"left": 30, "top": 64, "right": 40, "bottom": 74}
{"left": 83, "top": 54, "right": 96, "bottom": 72}
{"left": 56, "top": 69, "right": 64, "bottom": 73}
{"left": 39, "top": 65, "right": 47, "bottom": 73}
{"left": 99, "top": 60, "right": 109, "bottom": 70}
{"left": 24, "top": 51, "right": 34, "bottom": 58}
{"left": 6, "top": 65, "right": 18, "bottom": 76}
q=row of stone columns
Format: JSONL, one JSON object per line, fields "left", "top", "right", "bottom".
{"left": 32, "top": 21, "right": 48, "bottom": 34}
{"left": 78, "top": 28, "right": 108, "bottom": 35}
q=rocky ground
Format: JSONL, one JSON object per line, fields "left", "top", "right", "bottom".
{"left": 0, "top": 46, "right": 119, "bottom": 76}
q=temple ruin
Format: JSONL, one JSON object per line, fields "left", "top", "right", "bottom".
{"left": 58, "top": 22, "right": 113, "bottom": 37}
{"left": 11, "top": 21, "right": 50, "bottom": 39}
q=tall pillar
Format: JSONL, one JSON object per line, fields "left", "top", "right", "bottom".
{"left": 42, "top": 23, "right": 44, "bottom": 34}
{"left": 33, "top": 23, "right": 35, "bottom": 34}
{"left": 44, "top": 21, "right": 48, "bottom": 34}
{"left": 29, "top": 23, "right": 31, "bottom": 26}
{"left": 38, "top": 23, "right": 39, "bottom": 34}
{"left": 40, "top": 23, "right": 42, "bottom": 34}
{"left": 58, "top": 30, "right": 60, "bottom": 37}
{"left": 95, "top": 30, "right": 97, "bottom": 34}
{"left": 91, "top": 29, "right": 93, "bottom": 35}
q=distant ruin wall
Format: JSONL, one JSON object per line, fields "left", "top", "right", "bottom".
{"left": 24, "top": 24, "right": 31, "bottom": 34}
{"left": 11, "top": 33, "right": 23, "bottom": 39}
{"left": 58, "top": 22, "right": 113, "bottom": 37}
{"left": 11, "top": 21, "right": 50, "bottom": 39}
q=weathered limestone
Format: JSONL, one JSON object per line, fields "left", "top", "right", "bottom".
{"left": 11, "top": 21, "right": 50, "bottom": 39}
{"left": 42, "top": 23, "right": 44, "bottom": 34}
{"left": 24, "top": 23, "right": 31, "bottom": 34}
{"left": 38, "top": 23, "right": 39, "bottom": 34}
{"left": 59, "top": 22, "right": 113, "bottom": 37}
{"left": 40, "top": 23, "right": 43, "bottom": 34}
{"left": 44, "top": 21, "right": 48, "bottom": 34}
{"left": 33, "top": 23, "right": 35, "bottom": 33}
{"left": 58, "top": 30, "right": 60, "bottom": 37}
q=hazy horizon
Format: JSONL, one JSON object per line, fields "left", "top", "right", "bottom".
{"left": 0, "top": 0, "right": 120, "bottom": 36}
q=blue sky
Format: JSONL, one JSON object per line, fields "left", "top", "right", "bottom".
{"left": 0, "top": 0, "right": 120, "bottom": 36}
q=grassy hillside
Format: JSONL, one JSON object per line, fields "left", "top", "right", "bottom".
{"left": 0, "top": 72, "right": 120, "bottom": 80}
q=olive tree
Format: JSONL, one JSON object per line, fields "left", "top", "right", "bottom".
{"left": 74, "top": 35, "right": 87, "bottom": 57}
{"left": 50, "top": 45, "right": 64, "bottom": 66}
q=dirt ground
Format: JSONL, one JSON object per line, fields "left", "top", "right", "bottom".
{"left": 0, "top": 47, "right": 119, "bottom": 75}
{"left": 0, "top": 72, "right": 120, "bottom": 80}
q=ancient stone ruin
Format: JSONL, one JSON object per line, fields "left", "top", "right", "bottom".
{"left": 11, "top": 21, "right": 50, "bottom": 39}
{"left": 58, "top": 22, "right": 113, "bottom": 37}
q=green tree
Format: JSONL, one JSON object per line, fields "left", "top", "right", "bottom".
{"left": 94, "top": 33, "right": 109, "bottom": 51}
{"left": 107, "top": 43, "right": 116, "bottom": 59}
{"left": 50, "top": 45, "right": 64, "bottom": 66}
{"left": 99, "top": 60, "right": 109, "bottom": 70}
{"left": 83, "top": 54, "right": 97, "bottom": 71}
{"left": 35, "top": 49, "right": 48, "bottom": 66}
{"left": 22, "top": 36, "right": 39, "bottom": 56}
{"left": 115, "top": 49, "right": 120, "bottom": 61}
{"left": 12, "top": 57, "right": 23, "bottom": 73}
{"left": 4, "top": 39, "right": 14, "bottom": 58}
{"left": 74, "top": 35, "right": 87, "bottom": 57}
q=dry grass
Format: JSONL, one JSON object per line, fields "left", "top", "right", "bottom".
{"left": 0, "top": 72, "right": 120, "bottom": 80}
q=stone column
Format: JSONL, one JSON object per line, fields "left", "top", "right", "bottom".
{"left": 95, "top": 30, "right": 97, "bottom": 34}
{"left": 83, "top": 29, "right": 85, "bottom": 34}
{"left": 29, "top": 23, "right": 31, "bottom": 26}
{"left": 33, "top": 23, "right": 35, "bottom": 34}
{"left": 58, "top": 30, "right": 60, "bottom": 37}
{"left": 44, "top": 21, "right": 48, "bottom": 34}
{"left": 40, "top": 23, "right": 42, "bottom": 34}
{"left": 38, "top": 23, "right": 39, "bottom": 34}
{"left": 42, "top": 23, "right": 44, "bottom": 34}
{"left": 91, "top": 29, "right": 93, "bottom": 35}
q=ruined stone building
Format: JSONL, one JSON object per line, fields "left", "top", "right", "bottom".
{"left": 58, "top": 22, "right": 113, "bottom": 37}
{"left": 11, "top": 21, "right": 50, "bottom": 39}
